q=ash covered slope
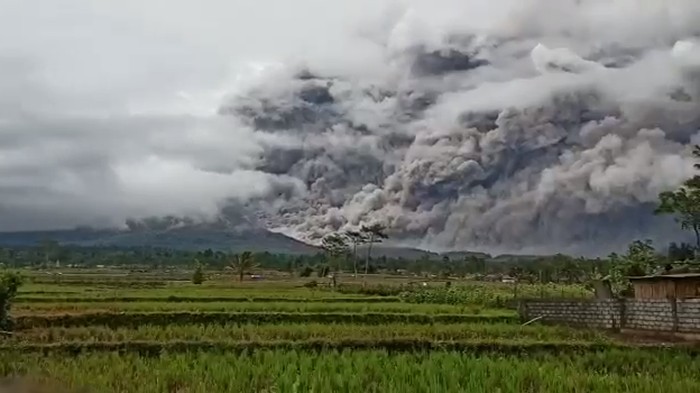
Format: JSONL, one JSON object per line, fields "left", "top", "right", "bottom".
{"left": 220, "top": 1, "right": 700, "bottom": 255}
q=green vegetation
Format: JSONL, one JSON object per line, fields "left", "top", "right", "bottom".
{"left": 608, "top": 240, "right": 659, "bottom": 295}
{"left": 2, "top": 350, "right": 700, "bottom": 393}
{"left": 13, "top": 301, "right": 505, "bottom": 315}
{"left": 657, "top": 145, "right": 700, "bottom": 250}
{"left": 229, "top": 251, "right": 258, "bottom": 282}
{"left": 191, "top": 261, "right": 205, "bottom": 285}
{"left": 0, "top": 272, "right": 694, "bottom": 392}
{"left": 11, "top": 322, "right": 608, "bottom": 344}
{"left": 14, "top": 311, "right": 518, "bottom": 329}
{"left": 0, "top": 271, "right": 22, "bottom": 330}
{"left": 398, "top": 283, "right": 589, "bottom": 306}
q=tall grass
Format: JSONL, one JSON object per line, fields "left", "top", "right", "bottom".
{"left": 14, "top": 312, "right": 518, "bottom": 329}
{"left": 1, "top": 350, "right": 698, "bottom": 393}
{"left": 400, "top": 283, "right": 591, "bottom": 307}
{"left": 12, "top": 322, "right": 609, "bottom": 344}
{"left": 14, "top": 301, "right": 506, "bottom": 316}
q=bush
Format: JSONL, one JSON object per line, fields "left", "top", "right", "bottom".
{"left": 299, "top": 266, "right": 314, "bottom": 278}
{"left": 192, "top": 265, "right": 205, "bottom": 285}
{"left": 303, "top": 280, "right": 319, "bottom": 288}
{"left": 0, "top": 271, "right": 23, "bottom": 331}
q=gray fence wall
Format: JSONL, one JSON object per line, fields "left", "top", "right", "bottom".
{"left": 520, "top": 298, "right": 700, "bottom": 333}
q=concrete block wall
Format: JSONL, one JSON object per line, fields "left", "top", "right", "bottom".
{"left": 521, "top": 298, "right": 700, "bottom": 333}
{"left": 677, "top": 299, "right": 700, "bottom": 333}
{"left": 623, "top": 300, "right": 675, "bottom": 331}
{"left": 521, "top": 299, "right": 621, "bottom": 329}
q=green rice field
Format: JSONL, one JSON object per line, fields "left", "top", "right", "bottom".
{"left": 1, "top": 273, "right": 695, "bottom": 392}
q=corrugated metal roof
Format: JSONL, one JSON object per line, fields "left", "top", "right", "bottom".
{"left": 628, "top": 273, "right": 700, "bottom": 281}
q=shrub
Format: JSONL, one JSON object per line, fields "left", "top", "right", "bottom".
{"left": 192, "top": 265, "right": 205, "bottom": 285}
{"left": 303, "top": 280, "right": 319, "bottom": 288}
{"left": 0, "top": 271, "right": 23, "bottom": 331}
{"left": 299, "top": 266, "right": 314, "bottom": 278}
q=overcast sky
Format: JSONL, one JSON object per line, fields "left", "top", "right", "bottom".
{"left": 0, "top": 0, "right": 377, "bottom": 230}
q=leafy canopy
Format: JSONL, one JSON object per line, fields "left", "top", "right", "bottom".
{"left": 656, "top": 145, "right": 700, "bottom": 249}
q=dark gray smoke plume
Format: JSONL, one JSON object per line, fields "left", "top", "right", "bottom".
{"left": 218, "top": 1, "right": 700, "bottom": 254}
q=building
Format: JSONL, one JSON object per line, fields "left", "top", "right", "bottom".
{"left": 628, "top": 273, "right": 700, "bottom": 300}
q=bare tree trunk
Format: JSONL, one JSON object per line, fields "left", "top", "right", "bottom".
{"left": 353, "top": 242, "right": 358, "bottom": 278}
{"left": 365, "top": 234, "right": 374, "bottom": 278}
{"left": 694, "top": 225, "right": 700, "bottom": 260}
{"left": 334, "top": 255, "right": 342, "bottom": 287}
{"left": 239, "top": 269, "right": 244, "bottom": 282}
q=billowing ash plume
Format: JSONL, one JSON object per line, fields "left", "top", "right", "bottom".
{"left": 217, "top": 1, "right": 700, "bottom": 254}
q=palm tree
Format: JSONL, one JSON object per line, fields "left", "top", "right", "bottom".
{"left": 360, "top": 224, "right": 388, "bottom": 277}
{"left": 229, "top": 251, "right": 258, "bottom": 282}
{"left": 321, "top": 233, "right": 350, "bottom": 287}
{"left": 344, "top": 230, "right": 367, "bottom": 277}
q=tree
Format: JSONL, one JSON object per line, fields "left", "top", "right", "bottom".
{"left": 656, "top": 145, "right": 700, "bottom": 252}
{"left": 229, "top": 251, "right": 258, "bottom": 282}
{"left": 192, "top": 260, "right": 205, "bottom": 285}
{"left": 0, "top": 271, "right": 22, "bottom": 331}
{"left": 555, "top": 254, "right": 583, "bottom": 284}
{"left": 39, "top": 239, "right": 61, "bottom": 265}
{"left": 344, "top": 230, "right": 367, "bottom": 277}
{"left": 316, "top": 264, "right": 330, "bottom": 278}
{"left": 321, "top": 233, "right": 349, "bottom": 286}
{"left": 608, "top": 240, "right": 659, "bottom": 296}
{"left": 360, "top": 224, "right": 389, "bottom": 277}
{"left": 668, "top": 242, "right": 695, "bottom": 262}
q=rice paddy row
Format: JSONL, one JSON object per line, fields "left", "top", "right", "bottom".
{"left": 13, "top": 311, "right": 519, "bottom": 329}
{"left": 13, "top": 301, "right": 507, "bottom": 316}
{"left": 9, "top": 322, "right": 609, "bottom": 344}
{"left": 14, "top": 296, "right": 402, "bottom": 303}
{"left": 2, "top": 350, "right": 699, "bottom": 393}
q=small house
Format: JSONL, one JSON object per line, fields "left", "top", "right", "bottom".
{"left": 628, "top": 273, "right": 700, "bottom": 300}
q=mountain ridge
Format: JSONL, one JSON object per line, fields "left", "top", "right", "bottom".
{"left": 0, "top": 226, "right": 318, "bottom": 255}
{"left": 0, "top": 227, "right": 502, "bottom": 260}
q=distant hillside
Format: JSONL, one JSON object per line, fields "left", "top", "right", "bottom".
{"left": 0, "top": 227, "right": 320, "bottom": 255}
{"left": 0, "top": 226, "right": 520, "bottom": 261}
{"left": 355, "top": 245, "right": 438, "bottom": 260}
{"left": 357, "top": 245, "right": 491, "bottom": 261}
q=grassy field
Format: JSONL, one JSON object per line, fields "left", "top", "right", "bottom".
{"left": 0, "top": 271, "right": 691, "bottom": 392}
{"left": 10, "top": 322, "right": 609, "bottom": 344}
{"left": 13, "top": 301, "right": 506, "bottom": 315}
{"left": 2, "top": 350, "right": 700, "bottom": 393}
